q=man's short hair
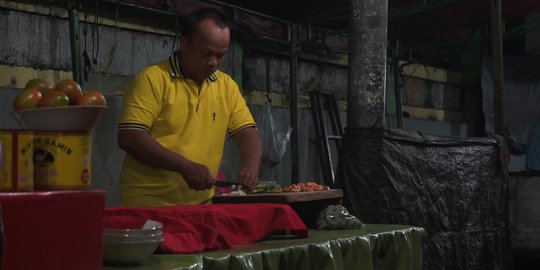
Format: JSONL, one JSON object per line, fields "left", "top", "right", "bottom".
{"left": 181, "top": 8, "right": 230, "bottom": 37}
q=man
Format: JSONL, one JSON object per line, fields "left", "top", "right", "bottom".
{"left": 117, "top": 8, "right": 261, "bottom": 206}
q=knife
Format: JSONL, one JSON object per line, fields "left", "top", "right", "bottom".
{"left": 213, "top": 181, "right": 241, "bottom": 188}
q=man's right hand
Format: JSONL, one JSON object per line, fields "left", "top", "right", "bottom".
{"left": 117, "top": 130, "right": 214, "bottom": 191}
{"left": 179, "top": 160, "right": 214, "bottom": 191}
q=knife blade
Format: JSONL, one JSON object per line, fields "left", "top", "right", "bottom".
{"left": 213, "top": 181, "right": 241, "bottom": 188}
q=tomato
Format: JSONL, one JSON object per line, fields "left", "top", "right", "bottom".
{"left": 13, "top": 88, "right": 42, "bottom": 111}
{"left": 24, "top": 79, "right": 54, "bottom": 94}
{"left": 76, "top": 90, "right": 107, "bottom": 106}
{"left": 37, "top": 90, "right": 69, "bottom": 107}
{"left": 55, "top": 79, "right": 82, "bottom": 105}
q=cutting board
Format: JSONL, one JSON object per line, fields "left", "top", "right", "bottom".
{"left": 213, "top": 189, "right": 343, "bottom": 204}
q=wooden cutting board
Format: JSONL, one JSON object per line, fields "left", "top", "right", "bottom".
{"left": 213, "top": 189, "right": 343, "bottom": 204}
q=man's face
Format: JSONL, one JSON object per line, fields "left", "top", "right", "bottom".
{"left": 181, "top": 19, "right": 230, "bottom": 82}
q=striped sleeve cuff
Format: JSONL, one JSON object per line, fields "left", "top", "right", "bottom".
{"left": 229, "top": 123, "right": 256, "bottom": 136}
{"left": 118, "top": 122, "right": 150, "bottom": 133}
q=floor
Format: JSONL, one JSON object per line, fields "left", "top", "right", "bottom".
{"left": 513, "top": 252, "right": 540, "bottom": 270}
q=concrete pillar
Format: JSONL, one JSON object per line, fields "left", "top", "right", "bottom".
{"left": 347, "top": 0, "right": 388, "bottom": 128}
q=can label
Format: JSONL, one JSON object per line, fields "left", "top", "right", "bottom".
{"left": 33, "top": 132, "right": 91, "bottom": 189}
{"left": 0, "top": 130, "right": 34, "bottom": 191}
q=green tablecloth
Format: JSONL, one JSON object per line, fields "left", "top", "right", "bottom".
{"left": 104, "top": 224, "right": 424, "bottom": 270}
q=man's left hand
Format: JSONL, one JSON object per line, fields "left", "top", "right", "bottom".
{"left": 237, "top": 166, "right": 259, "bottom": 190}
{"left": 233, "top": 127, "right": 261, "bottom": 191}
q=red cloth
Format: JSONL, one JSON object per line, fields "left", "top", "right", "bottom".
{"left": 105, "top": 203, "right": 307, "bottom": 254}
{"left": 0, "top": 190, "right": 105, "bottom": 270}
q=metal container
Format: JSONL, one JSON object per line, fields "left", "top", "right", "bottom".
{"left": 15, "top": 106, "right": 106, "bottom": 132}
{"left": 103, "top": 237, "right": 163, "bottom": 266}
{"left": 0, "top": 130, "right": 34, "bottom": 191}
{"left": 33, "top": 132, "right": 92, "bottom": 190}
{"left": 103, "top": 220, "right": 164, "bottom": 266}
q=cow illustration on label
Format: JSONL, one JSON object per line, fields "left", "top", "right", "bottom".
{"left": 32, "top": 133, "right": 92, "bottom": 189}
{"left": 33, "top": 149, "right": 57, "bottom": 178}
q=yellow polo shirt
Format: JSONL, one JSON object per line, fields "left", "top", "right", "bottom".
{"left": 118, "top": 51, "right": 255, "bottom": 206}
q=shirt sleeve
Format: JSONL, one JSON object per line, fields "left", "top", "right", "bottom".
{"left": 118, "top": 69, "right": 163, "bottom": 133}
{"left": 226, "top": 79, "right": 256, "bottom": 136}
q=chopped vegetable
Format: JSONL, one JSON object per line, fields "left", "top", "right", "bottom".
{"left": 271, "top": 182, "right": 330, "bottom": 193}
{"left": 223, "top": 184, "right": 247, "bottom": 196}
{"left": 250, "top": 181, "right": 282, "bottom": 194}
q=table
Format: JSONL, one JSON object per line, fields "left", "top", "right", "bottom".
{"left": 104, "top": 224, "right": 424, "bottom": 270}
{"left": 213, "top": 190, "right": 344, "bottom": 228}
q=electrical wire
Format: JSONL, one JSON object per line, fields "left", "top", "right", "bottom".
{"left": 91, "top": 0, "right": 100, "bottom": 65}
{"left": 82, "top": 0, "right": 91, "bottom": 81}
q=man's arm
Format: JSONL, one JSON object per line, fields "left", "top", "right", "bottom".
{"left": 117, "top": 129, "right": 214, "bottom": 190}
{"left": 232, "top": 127, "right": 261, "bottom": 190}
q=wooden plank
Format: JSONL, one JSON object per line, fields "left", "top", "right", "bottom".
{"left": 402, "top": 105, "right": 464, "bottom": 122}
{"left": 0, "top": 65, "right": 72, "bottom": 89}
{"left": 399, "top": 61, "right": 462, "bottom": 85}
{"left": 213, "top": 189, "right": 343, "bottom": 204}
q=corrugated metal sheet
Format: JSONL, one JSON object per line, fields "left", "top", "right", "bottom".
{"left": 119, "top": 0, "right": 540, "bottom": 42}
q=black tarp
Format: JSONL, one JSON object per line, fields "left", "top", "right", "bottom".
{"left": 340, "top": 128, "right": 508, "bottom": 270}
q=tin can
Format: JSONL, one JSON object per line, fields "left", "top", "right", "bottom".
{"left": 33, "top": 132, "right": 91, "bottom": 190}
{"left": 0, "top": 130, "right": 34, "bottom": 191}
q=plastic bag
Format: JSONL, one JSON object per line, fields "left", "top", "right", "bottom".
{"left": 257, "top": 102, "right": 292, "bottom": 168}
{"left": 316, "top": 205, "right": 364, "bottom": 230}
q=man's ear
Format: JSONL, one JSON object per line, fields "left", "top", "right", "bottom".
{"left": 179, "top": 36, "right": 189, "bottom": 49}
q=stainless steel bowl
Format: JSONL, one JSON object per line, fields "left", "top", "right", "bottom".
{"left": 103, "top": 237, "right": 163, "bottom": 266}
{"left": 15, "top": 105, "right": 106, "bottom": 132}
{"left": 103, "top": 231, "right": 163, "bottom": 243}
{"left": 104, "top": 220, "right": 163, "bottom": 236}
{"left": 104, "top": 228, "right": 163, "bottom": 237}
